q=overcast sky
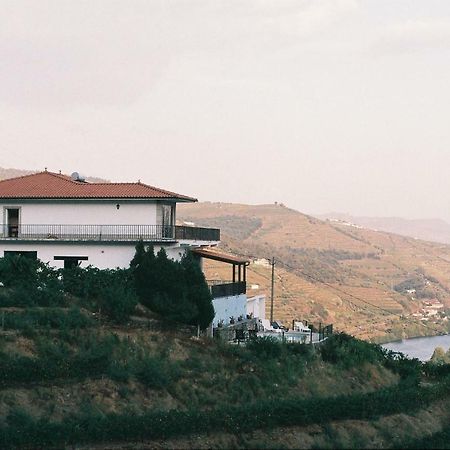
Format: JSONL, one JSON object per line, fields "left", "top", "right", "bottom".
{"left": 1, "top": 0, "right": 450, "bottom": 220}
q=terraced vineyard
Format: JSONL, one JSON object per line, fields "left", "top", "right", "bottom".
{"left": 179, "top": 202, "right": 450, "bottom": 341}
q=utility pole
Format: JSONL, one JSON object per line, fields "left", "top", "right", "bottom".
{"left": 270, "top": 257, "right": 275, "bottom": 323}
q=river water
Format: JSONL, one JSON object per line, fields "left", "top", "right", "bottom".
{"left": 382, "top": 334, "right": 450, "bottom": 361}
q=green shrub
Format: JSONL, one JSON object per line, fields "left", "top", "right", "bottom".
{"left": 423, "top": 361, "right": 450, "bottom": 378}
{"left": 0, "top": 255, "right": 39, "bottom": 288}
{"left": 320, "top": 333, "right": 384, "bottom": 368}
{"left": 1, "top": 307, "right": 93, "bottom": 330}
{"left": 61, "top": 266, "right": 137, "bottom": 323}
{"left": 246, "top": 336, "right": 283, "bottom": 359}
{"left": 131, "top": 243, "right": 214, "bottom": 330}
{"left": 0, "top": 380, "right": 446, "bottom": 448}
{"left": 382, "top": 350, "right": 422, "bottom": 381}
{"left": 0, "top": 333, "right": 118, "bottom": 385}
{"left": 135, "top": 356, "right": 181, "bottom": 390}
{"left": 107, "top": 361, "right": 130, "bottom": 383}
{"left": 97, "top": 282, "right": 137, "bottom": 324}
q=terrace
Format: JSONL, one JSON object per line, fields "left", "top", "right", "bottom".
{"left": 191, "top": 247, "right": 249, "bottom": 299}
{"left": 0, "top": 224, "right": 220, "bottom": 243}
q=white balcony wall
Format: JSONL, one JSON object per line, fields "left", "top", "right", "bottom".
{"left": 212, "top": 294, "right": 247, "bottom": 326}
{"left": 247, "top": 295, "right": 266, "bottom": 320}
{"left": 2, "top": 201, "right": 159, "bottom": 226}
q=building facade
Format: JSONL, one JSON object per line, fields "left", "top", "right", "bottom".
{"left": 0, "top": 170, "right": 220, "bottom": 268}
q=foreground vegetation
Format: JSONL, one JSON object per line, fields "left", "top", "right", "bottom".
{"left": 2, "top": 254, "right": 450, "bottom": 448}
{"left": 1, "top": 319, "right": 450, "bottom": 448}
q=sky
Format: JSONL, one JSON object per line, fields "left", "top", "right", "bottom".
{"left": 1, "top": 0, "right": 450, "bottom": 220}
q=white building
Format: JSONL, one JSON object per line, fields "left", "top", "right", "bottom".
{"left": 191, "top": 247, "right": 266, "bottom": 326}
{"left": 0, "top": 170, "right": 220, "bottom": 268}
{"left": 0, "top": 170, "right": 267, "bottom": 327}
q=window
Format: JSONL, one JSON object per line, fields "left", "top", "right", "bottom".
{"left": 157, "top": 203, "right": 175, "bottom": 238}
{"left": 4, "top": 207, "right": 20, "bottom": 238}
{"left": 54, "top": 256, "right": 88, "bottom": 269}
{"left": 4, "top": 250, "right": 37, "bottom": 260}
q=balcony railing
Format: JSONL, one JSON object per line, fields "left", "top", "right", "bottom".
{"left": 210, "top": 281, "right": 247, "bottom": 299}
{"left": 0, "top": 224, "right": 220, "bottom": 243}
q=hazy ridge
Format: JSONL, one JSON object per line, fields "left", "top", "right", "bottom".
{"left": 316, "top": 212, "right": 450, "bottom": 245}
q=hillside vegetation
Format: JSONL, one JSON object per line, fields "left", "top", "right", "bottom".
{"left": 2, "top": 287, "right": 450, "bottom": 448}
{"left": 179, "top": 202, "right": 450, "bottom": 342}
{"left": 2, "top": 253, "right": 450, "bottom": 447}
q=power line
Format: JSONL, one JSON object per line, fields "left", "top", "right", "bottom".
{"left": 229, "top": 250, "right": 447, "bottom": 336}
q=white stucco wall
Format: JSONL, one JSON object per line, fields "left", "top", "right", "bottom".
{"left": 247, "top": 295, "right": 266, "bottom": 320}
{"left": 212, "top": 294, "right": 247, "bottom": 326}
{"left": 0, "top": 241, "right": 188, "bottom": 269}
{"left": 1, "top": 201, "right": 159, "bottom": 226}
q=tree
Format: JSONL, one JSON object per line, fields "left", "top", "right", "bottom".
{"left": 180, "top": 251, "right": 214, "bottom": 330}
{"left": 130, "top": 244, "right": 214, "bottom": 330}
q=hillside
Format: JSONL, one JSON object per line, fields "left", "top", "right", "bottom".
{"left": 179, "top": 202, "right": 450, "bottom": 342}
{"left": 1, "top": 226, "right": 450, "bottom": 448}
{"left": 317, "top": 212, "right": 450, "bottom": 245}
{"left": 1, "top": 291, "right": 450, "bottom": 448}
{"left": 0, "top": 167, "right": 109, "bottom": 183}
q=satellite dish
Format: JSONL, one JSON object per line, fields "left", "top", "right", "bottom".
{"left": 71, "top": 172, "right": 86, "bottom": 182}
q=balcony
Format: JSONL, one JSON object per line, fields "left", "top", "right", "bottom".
{"left": 209, "top": 281, "right": 247, "bottom": 299}
{"left": 0, "top": 224, "right": 220, "bottom": 243}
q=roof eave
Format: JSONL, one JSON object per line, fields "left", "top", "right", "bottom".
{"left": 0, "top": 196, "right": 198, "bottom": 202}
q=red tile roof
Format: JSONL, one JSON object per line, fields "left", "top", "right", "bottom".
{"left": 0, "top": 171, "right": 197, "bottom": 201}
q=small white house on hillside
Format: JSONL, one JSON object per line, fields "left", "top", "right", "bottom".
{"left": 191, "top": 247, "right": 266, "bottom": 327}
{"left": 0, "top": 170, "right": 267, "bottom": 327}
{"left": 0, "top": 170, "right": 220, "bottom": 269}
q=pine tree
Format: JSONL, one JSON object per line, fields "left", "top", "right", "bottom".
{"left": 180, "top": 251, "right": 214, "bottom": 330}
{"left": 130, "top": 246, "right": 214, "bottom": 330}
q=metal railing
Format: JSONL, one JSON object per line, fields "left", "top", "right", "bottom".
{"left": 210, "top": 281, "right": 246, "bottom": 299}
{"left": 0, "top": 224, "right": 220, "bottom": 242}
{"left": 175, "top": 226, "right": 220, "bottom": 241}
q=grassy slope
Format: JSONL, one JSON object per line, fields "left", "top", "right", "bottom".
{"left": 2, "top": 305, "right": 450, "bottom": 449}
{"left": 179, "top": 202, "right": 450, "bottom": 341}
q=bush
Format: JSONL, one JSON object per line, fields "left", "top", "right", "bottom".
{"left": 0, "top": 255, "right": 39, "bottom": 288}
{"left": 382, "top": 350, "right": 422, "bottom": 381}
{"left": 320, "top": 333, "right": 385, "bottom": 368}
{"left": 0, "top": 380, "right": 446, "bottom": 448}
{"left": 97, "top": 281, "right": 138, "bottom": 324}
{"left": 131, "top": 243, "right": 214, "bottom": 330}
{"left": 60, "top": 266, "right": 137, "bottom": 323}
{"left": 0, "top": 333, "right": 118, "bottom": 385}
{"left": 0, "top": 256, "right": 65, "bottom": 307}
{"left": 246, "top": 336, "right": 283, "bottom": 359}
{"left": 135, "top": 356, "right": 180, "bottom": 390}
{"left": 1, "top": 307, "right": 94, "bottom": 330}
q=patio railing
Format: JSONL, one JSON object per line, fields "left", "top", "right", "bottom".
{"left": 210, "top": 281, "right": 247, "bottom": 298}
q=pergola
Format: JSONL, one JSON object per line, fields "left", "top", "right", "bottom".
{"left": 191, "top": 247, "right": 250, "bottom": 284}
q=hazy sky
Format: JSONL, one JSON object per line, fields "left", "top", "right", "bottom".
{"left": 2, "top": 1, "right": 450, "bottom": 220}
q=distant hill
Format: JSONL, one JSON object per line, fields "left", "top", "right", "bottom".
{"left": 316, "top": 212, "right": 450, "bottom": 245}
{"left": 0, "top": 167, "right": 109, "bottom": 183}
{"left": 179, "top": 202, "right": 450, "bottom": 342}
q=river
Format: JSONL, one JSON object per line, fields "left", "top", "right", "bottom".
{"left": 382, "top": 334, "right": 450, "bottom": 361}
